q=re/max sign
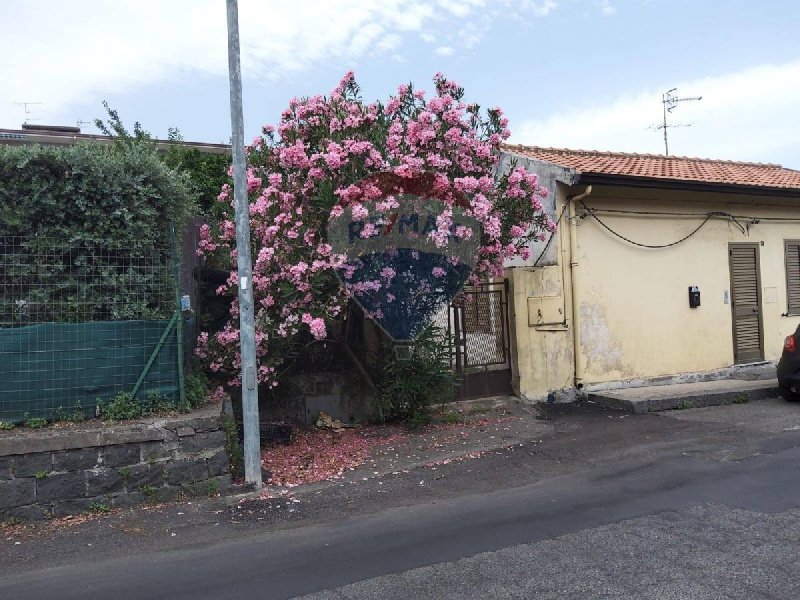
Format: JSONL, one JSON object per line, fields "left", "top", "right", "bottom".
{"left": 327, "top": 195, "right": 480, "bottom": 262}
{"left": 346, "top": 212, "right": 470, "bottom": 244}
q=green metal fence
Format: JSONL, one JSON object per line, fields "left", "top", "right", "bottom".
{"left": 0, "top": 232, "right": 185, "bottom": 423}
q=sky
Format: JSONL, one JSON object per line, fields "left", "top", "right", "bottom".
{"left": 1, "top": 0, "right": 799, "bottom": 167}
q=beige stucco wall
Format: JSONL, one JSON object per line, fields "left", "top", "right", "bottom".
{"left": 507, "top": 265, "right": 575, "bottom": 399}
{"left": 506, "top": 183, "right": 575, "bottom": 399}
{"left": 508, "top": 182, "right": 800, "bottom": 398}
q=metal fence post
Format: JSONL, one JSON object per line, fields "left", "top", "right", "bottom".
{"left": 226, "top": 0, "right": 262, "bottom": 487}
{"left": 170, "top": 222, "right": 187, "bottom": 409}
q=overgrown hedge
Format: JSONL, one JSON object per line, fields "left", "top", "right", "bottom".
{"left": 0, "top": 143, "right": 194, "bottom": 248}
{"left": 0, "top": 143, "right": 196, "bottom": 323}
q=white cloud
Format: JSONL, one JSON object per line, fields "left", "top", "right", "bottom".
{"left": 524, "top": 0, "right": 559, "bottom": 18}
{"left": 458, "top": 22, "right": 485, "bottom": 49}
{"left": 0, "top": 0, "right": 524, "bottom": 130}
{"left": 347, "top": 22, "right": 386, "bottom": 57}
{"left": 377, "top": 33, "right": 403, "bottom": 53}
{"left": 599, "top": 0, "right": 616, "bottom": 16}
{"left": 436, "top": 46, "right": 455, "bottom": 56}
{"left": 438, "top": 0, "right": 481, "bottom": 18}
{"left": 511, "top": 59, "right": 800, "bottom": 166}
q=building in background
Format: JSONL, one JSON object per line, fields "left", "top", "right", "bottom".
{"left": 502, "top": 146, "right": 800, "bottom": 400}
{"left": 0, "top": 123, "right": 229, "bottom": 154}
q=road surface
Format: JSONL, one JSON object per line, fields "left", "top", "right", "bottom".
{"left": 2, "top": 398, "right": 800, "bottom": 599}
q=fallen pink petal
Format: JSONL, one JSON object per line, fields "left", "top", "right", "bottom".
{"left": 261, "top": 425, "right": 408, "bottom": 487}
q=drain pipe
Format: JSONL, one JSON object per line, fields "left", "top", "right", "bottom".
{"left": 568, "top": 186, "right": 592, "bottom": 388}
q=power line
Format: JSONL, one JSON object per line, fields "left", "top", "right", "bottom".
{"left": 532, "top": 202, "right": 570, "bottom": 266}
{"left": 530, "top": 200, "right": 795, "bottom": 256}
{"left": 579, "top": 200, "right": 745, "bottom": 248}
{"left": 578, "top": 205, "right": 800, "bottom": 224}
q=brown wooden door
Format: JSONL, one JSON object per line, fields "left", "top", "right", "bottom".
{"left": 728, "top": 243, "right": 764, "bottom": 363}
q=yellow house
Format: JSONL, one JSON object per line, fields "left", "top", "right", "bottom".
{"left": 500, "top": 145, "right": 800, "bottom": 400}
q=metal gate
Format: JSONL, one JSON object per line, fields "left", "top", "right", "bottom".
{"left": 434, "top": 280, "right": 512, "bottom": 400}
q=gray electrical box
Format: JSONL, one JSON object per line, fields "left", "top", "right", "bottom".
{"left": 528, "top": 296, "right": 564, "bottom": 326}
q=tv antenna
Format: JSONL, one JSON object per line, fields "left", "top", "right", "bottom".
{"left": 653, "top": 88, "right": 702, "bottom": 155}
{"left": 13, "top": 101, "right": 43, "bottom": 125}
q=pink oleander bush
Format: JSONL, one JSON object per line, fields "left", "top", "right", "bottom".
{"left": 197, "top": 72, "right": 553, "bottom": 389}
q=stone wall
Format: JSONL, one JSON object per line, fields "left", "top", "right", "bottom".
{"left": 246, "top": 370, "right": 376, "bottom": 426}
{"left": 0, "top": 406, "right": 230, "bottom": 521}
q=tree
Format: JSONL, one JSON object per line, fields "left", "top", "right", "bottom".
{"left": 93, "top": 100, "right": 153, "bottom": 143}
{"left": 197, "top": 72, "right": 553, "bottom": 391}
{"left": 94, "top": 102, "right": 231, "bottom": 215}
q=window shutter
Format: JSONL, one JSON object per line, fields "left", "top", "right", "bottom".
{"left": 786, "top": 241, "right": 800, "bottom": 315}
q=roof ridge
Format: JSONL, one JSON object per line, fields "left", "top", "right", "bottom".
{"left": 502, "top": 143, "right": 783, "bottom": 169}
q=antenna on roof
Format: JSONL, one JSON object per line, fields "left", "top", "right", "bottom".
{"left": 652, "top": 88, "right": 702, "bottom": 156}
{"left": 13, "top": 101, "right": 43, "bottom": 125}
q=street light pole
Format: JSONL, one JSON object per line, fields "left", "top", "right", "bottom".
{"left": 225, "top": 0, "right": 261, "bottom": 487}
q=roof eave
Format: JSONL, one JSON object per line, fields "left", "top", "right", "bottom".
{"left": 0, "top": 129, "right": 231, "bottom": 155}
{"left": 578, "top": 172, "right": 800, "bottom": 198}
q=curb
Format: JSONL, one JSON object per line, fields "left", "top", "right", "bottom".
{"left": 588, "top": 381, "right": 781, "bottom": 414}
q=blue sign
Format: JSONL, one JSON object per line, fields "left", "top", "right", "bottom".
{"left": 328, "top": 193, "right": 479, "bottom": 341}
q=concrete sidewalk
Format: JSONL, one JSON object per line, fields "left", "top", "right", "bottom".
{"left": 258, "top": 395, "right": 551, "bottom": 497}
{"left": 588, "top": 378, "right": 781, "bottom": 414}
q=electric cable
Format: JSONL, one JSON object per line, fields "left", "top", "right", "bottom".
{"left": 532, "top": 202, "right": 570, "bottom": 266}
{"left": 570, "top": 204, "right": 800, "bottom": 224}
{"left": 579, "top": 200, "right": 746, "bottom": 249}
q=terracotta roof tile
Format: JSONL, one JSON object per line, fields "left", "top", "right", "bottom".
{"left": 503, "top": 144, "right": 800, "bottom": 191}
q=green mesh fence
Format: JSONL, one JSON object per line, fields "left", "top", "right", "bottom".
{"left": 0, "top": 236, "right": 181, "bottom": 423}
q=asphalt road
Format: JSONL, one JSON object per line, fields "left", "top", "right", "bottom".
{"left": 2, "top": 399, "right": 800, "bottom": 599}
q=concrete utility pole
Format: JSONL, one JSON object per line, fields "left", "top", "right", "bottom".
{"left": 225, "top": 0, "right": 261, "bottom": 487}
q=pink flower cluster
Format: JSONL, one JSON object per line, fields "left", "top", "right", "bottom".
{"left": 197, "top": 72, "right": 552, "bottom": 389}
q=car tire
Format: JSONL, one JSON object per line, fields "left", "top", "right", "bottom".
{"left": 780, "top": 384, "right": 800, "bottom": 402}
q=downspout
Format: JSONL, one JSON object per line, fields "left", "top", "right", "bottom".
{"left": 568, "top": 186, "right": 592, "bottom": 388}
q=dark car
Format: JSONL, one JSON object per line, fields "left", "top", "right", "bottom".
{"left": 778, "top": 324, "right": 800, "bottom": 402}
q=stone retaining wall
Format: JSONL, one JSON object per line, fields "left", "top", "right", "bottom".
{"left": 0, "top": 406, "right": 230, "bottom": 521}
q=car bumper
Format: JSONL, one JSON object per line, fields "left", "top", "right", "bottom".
{"left": 778, "top": 357, "right": 800, "bottom": 389}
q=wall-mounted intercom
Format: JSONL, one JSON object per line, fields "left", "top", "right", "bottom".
{"left": 688, "top": 286, "right": 701, "bottom": 308}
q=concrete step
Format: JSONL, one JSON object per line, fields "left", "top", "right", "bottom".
{"left": 588, "top": 378, "right": 781, "bottom": 414}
